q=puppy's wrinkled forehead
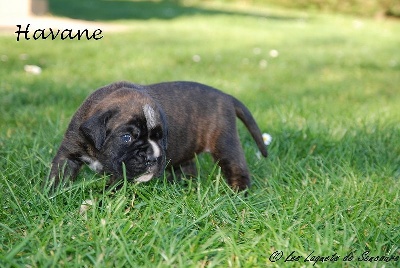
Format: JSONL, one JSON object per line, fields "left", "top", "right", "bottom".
{"left": 143, "top": 104, "right": 157, "bottom": 129}
{"left": 94, "top": 88, "right": 161, "bottom": 131}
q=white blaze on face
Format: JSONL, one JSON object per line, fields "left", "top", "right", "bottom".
{"left": 134, "top": 104, "right": 162, "bottom": 184}
{"left": 143, "top": 103, "right": 162, "bottom": 158}
{"left": 143, "top": 104, "right": 157, "bottom": 129}
{"left": 148, "top": 140, "right": 161, "bottom": 158}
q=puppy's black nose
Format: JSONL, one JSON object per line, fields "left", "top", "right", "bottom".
{"left": 145, "top": 155, "right": 157, "bottom": 166}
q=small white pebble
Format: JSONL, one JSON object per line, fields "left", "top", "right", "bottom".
{"left": 79, "top": 199, "right": 94, "bottom": 215}
{"left": 24, "top": 65, "right": 42, "bottom": 75}
{"left": 262, "top": 133, "right": 272, "bottom": 145}
{"left": 192, "top": 55, "right": 201, "bottom": 62}
{"left": 259, "top": 59, "right": 268, "bottom": 69}
{"left": 269, "top": 49, "right": 279, "bottom": 58}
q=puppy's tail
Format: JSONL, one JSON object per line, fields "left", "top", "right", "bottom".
{"left": 233, "top": 97, "right": 268, "bottom": 158}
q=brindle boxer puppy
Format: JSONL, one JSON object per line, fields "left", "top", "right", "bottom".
{"left": 48, "top": 81, "right": 267, "bottom": 191}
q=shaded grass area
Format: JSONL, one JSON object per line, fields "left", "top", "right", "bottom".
{"left": 48, "top": 0, "right": 400, "bottom": 20}
{"left": 1, "top": 1, "right": 400, "bottom": 267}
{"left": 48, "top": 0, "right": 224, "bottom": 21}
{"left": 47, "top": 0, "right": 302, "bottom": 21}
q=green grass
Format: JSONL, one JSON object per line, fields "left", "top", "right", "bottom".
{"left": 1, "top": 1, "right": 400, "bottom": 267}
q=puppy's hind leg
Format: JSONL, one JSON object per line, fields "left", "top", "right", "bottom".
{"left": 212, "top": 134, "right": 251, "bottom": 191}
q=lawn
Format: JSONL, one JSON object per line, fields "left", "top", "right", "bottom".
{"left": 1, "top": 1, "right": 399, "bottom": 267}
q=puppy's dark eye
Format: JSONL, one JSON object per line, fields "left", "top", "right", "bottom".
{"left": 121, "top": 134, "right": 132, "bottom": 143}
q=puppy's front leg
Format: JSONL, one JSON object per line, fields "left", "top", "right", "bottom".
{"left": 47, "top": 150, "right": 82, "bottom": 191}
{"left": 168, "top": 160, "right": 198, "bottom": 182}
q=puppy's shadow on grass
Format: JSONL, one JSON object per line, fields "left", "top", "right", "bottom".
{"left": 48, "top": 0, "right": 303, "bottom": 21}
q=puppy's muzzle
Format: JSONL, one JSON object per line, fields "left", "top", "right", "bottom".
{"left": 145, "top": 155, "right": 158, "bottom": 167}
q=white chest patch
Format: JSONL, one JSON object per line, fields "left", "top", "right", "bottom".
{"left": 143, "top": 104, "right": 157, "bottom": 129}
{"left": 80, "top": 156, "right": 103, "bottom": 173}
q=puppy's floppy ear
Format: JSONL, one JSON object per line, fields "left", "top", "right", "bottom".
{"left": 80, "top": 110, "right": 115, "bottom": 150}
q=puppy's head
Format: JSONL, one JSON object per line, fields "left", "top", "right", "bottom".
{"left": 79, "top": 90, "right": 167, "bottom": 183}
